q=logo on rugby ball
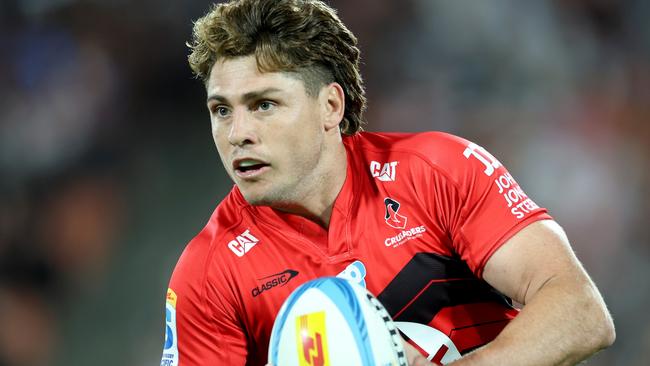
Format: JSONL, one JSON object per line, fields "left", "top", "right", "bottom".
{"left": 296, "top": 311, "right": 329, "bottom": 366}
{"left": 268, "top": 277, "right": 408, "bottom": 366}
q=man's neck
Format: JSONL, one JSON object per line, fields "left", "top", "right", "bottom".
{"left": 273, "top": 140, "right": 348, "bottom": 228}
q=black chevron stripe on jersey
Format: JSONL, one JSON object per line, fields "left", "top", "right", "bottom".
{"left": 376, "top": 252, "right": 513, "bottom": 324}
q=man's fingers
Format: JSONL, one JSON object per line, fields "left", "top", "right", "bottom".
{"left": 403, "top": 340, "right": 435, "bottom": 366}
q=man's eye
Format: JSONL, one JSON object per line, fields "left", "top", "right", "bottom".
{"left": 258, "top": 101, "right": 274, "bottom": 111}
{"left": 214, "top": 106, "right": 230, "bottom": 117}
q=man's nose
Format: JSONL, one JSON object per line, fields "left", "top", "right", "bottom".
{"left": 227, "top": 110, "right": 258, "bottom": 146}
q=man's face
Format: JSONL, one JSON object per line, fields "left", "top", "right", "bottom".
{"left": 206, "top": 56, "right": 328, "bottom": 206}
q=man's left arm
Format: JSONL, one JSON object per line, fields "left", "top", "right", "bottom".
{"left": 451, "top": 219, "right": 615, "bottom": 365}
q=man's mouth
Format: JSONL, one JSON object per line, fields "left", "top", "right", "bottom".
{"left": 233, "top": 158, "right": 270, "bottom": 178}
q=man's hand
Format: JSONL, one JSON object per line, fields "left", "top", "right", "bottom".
{"left": 404, "top": 340, "right": 435, "bottom": 366}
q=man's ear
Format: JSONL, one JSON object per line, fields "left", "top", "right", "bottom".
{"left": 320, "top": 82, "right": 345, "bottom": 132}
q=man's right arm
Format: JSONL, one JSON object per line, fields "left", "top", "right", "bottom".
{"left": 161, "top": 238, "right": 248, "bottom": 365}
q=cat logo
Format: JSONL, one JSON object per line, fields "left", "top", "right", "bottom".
{"left": 370, "top": 161, "right": 398, "bottom": 182}
{"left": 228, "top": 229, "right": 260, "bottom": 257}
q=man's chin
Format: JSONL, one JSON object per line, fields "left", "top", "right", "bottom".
{"left": 240, "top": 187, "right": 297, "bottom": 209}
{"left": 242, "top": 196, "right": 269, "bottom": 207}
{"left": 239, "top": 189, "right": 276, "bottom": 207}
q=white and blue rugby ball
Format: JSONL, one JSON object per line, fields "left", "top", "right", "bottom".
{"left": 268, "top": 277, "right": 407, "bottom": 366}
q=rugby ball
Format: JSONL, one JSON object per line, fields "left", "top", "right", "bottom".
{"left": 268, "top": 277, "right": 407, "bottom": 366}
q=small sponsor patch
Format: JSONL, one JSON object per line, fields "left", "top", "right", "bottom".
{"left": 493, "top": 172, "right": 540, "bottom": 219}
{"left": 228, "top": 229, "right": 260, "bottom": 257}
{"left": 252, "top": 269, "right": 299, "bottom": 297}
{"left": 370, "top": 161, "right": 398, "bottom": 182}
{"left": 161, "top": 288, "right": 179, "bottom": 366}
{"left": 166, "top": 288, "right": 177, "bottom": 308}
{"left": 336, "top": 260, "right": 367, "bottom": 288}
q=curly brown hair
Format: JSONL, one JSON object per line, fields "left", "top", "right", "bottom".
{"left": 188, "top": 0, "right": 366, "bottom": 134}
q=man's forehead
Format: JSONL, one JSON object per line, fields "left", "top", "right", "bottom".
{"left": 206, "top": 57, "right": 302, "bottom": 98}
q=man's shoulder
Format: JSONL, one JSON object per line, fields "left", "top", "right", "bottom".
{"left": 354, "top": 130, "right": 467, "bottom": 154}
{"left": 352, "top": 130, "right": 474, "bottom": 173}
{"left": 169, "top": 187, "right": 251, "bottom": 286}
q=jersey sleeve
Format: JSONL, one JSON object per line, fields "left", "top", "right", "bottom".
{"left": 420, "top": 132, "right": 552, "bottom": 277}
{"left": 161, "top": 232, "right": 248, "bottom": 366}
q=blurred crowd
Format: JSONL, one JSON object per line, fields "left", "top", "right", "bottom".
{"left": 0, "top": 0, "right": 648, "bottom": 365}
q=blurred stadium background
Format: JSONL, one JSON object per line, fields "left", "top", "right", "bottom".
{"left": 0, "top": 0, "right": 648, "bottom": 365}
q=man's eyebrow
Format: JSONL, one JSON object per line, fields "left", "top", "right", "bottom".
{"left": 206, "top": 87, "right": 283, "bottom": 104}
{"left": 206, "top": 94, "right": 228, "bottom": 104}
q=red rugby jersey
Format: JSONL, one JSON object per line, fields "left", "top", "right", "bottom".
{"left": 160, "top": 131, "right": 551, "bottom": 366}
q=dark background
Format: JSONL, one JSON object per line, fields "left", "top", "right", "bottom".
{"left": 0, "top": 0, "right": 648, "bottom": 365}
